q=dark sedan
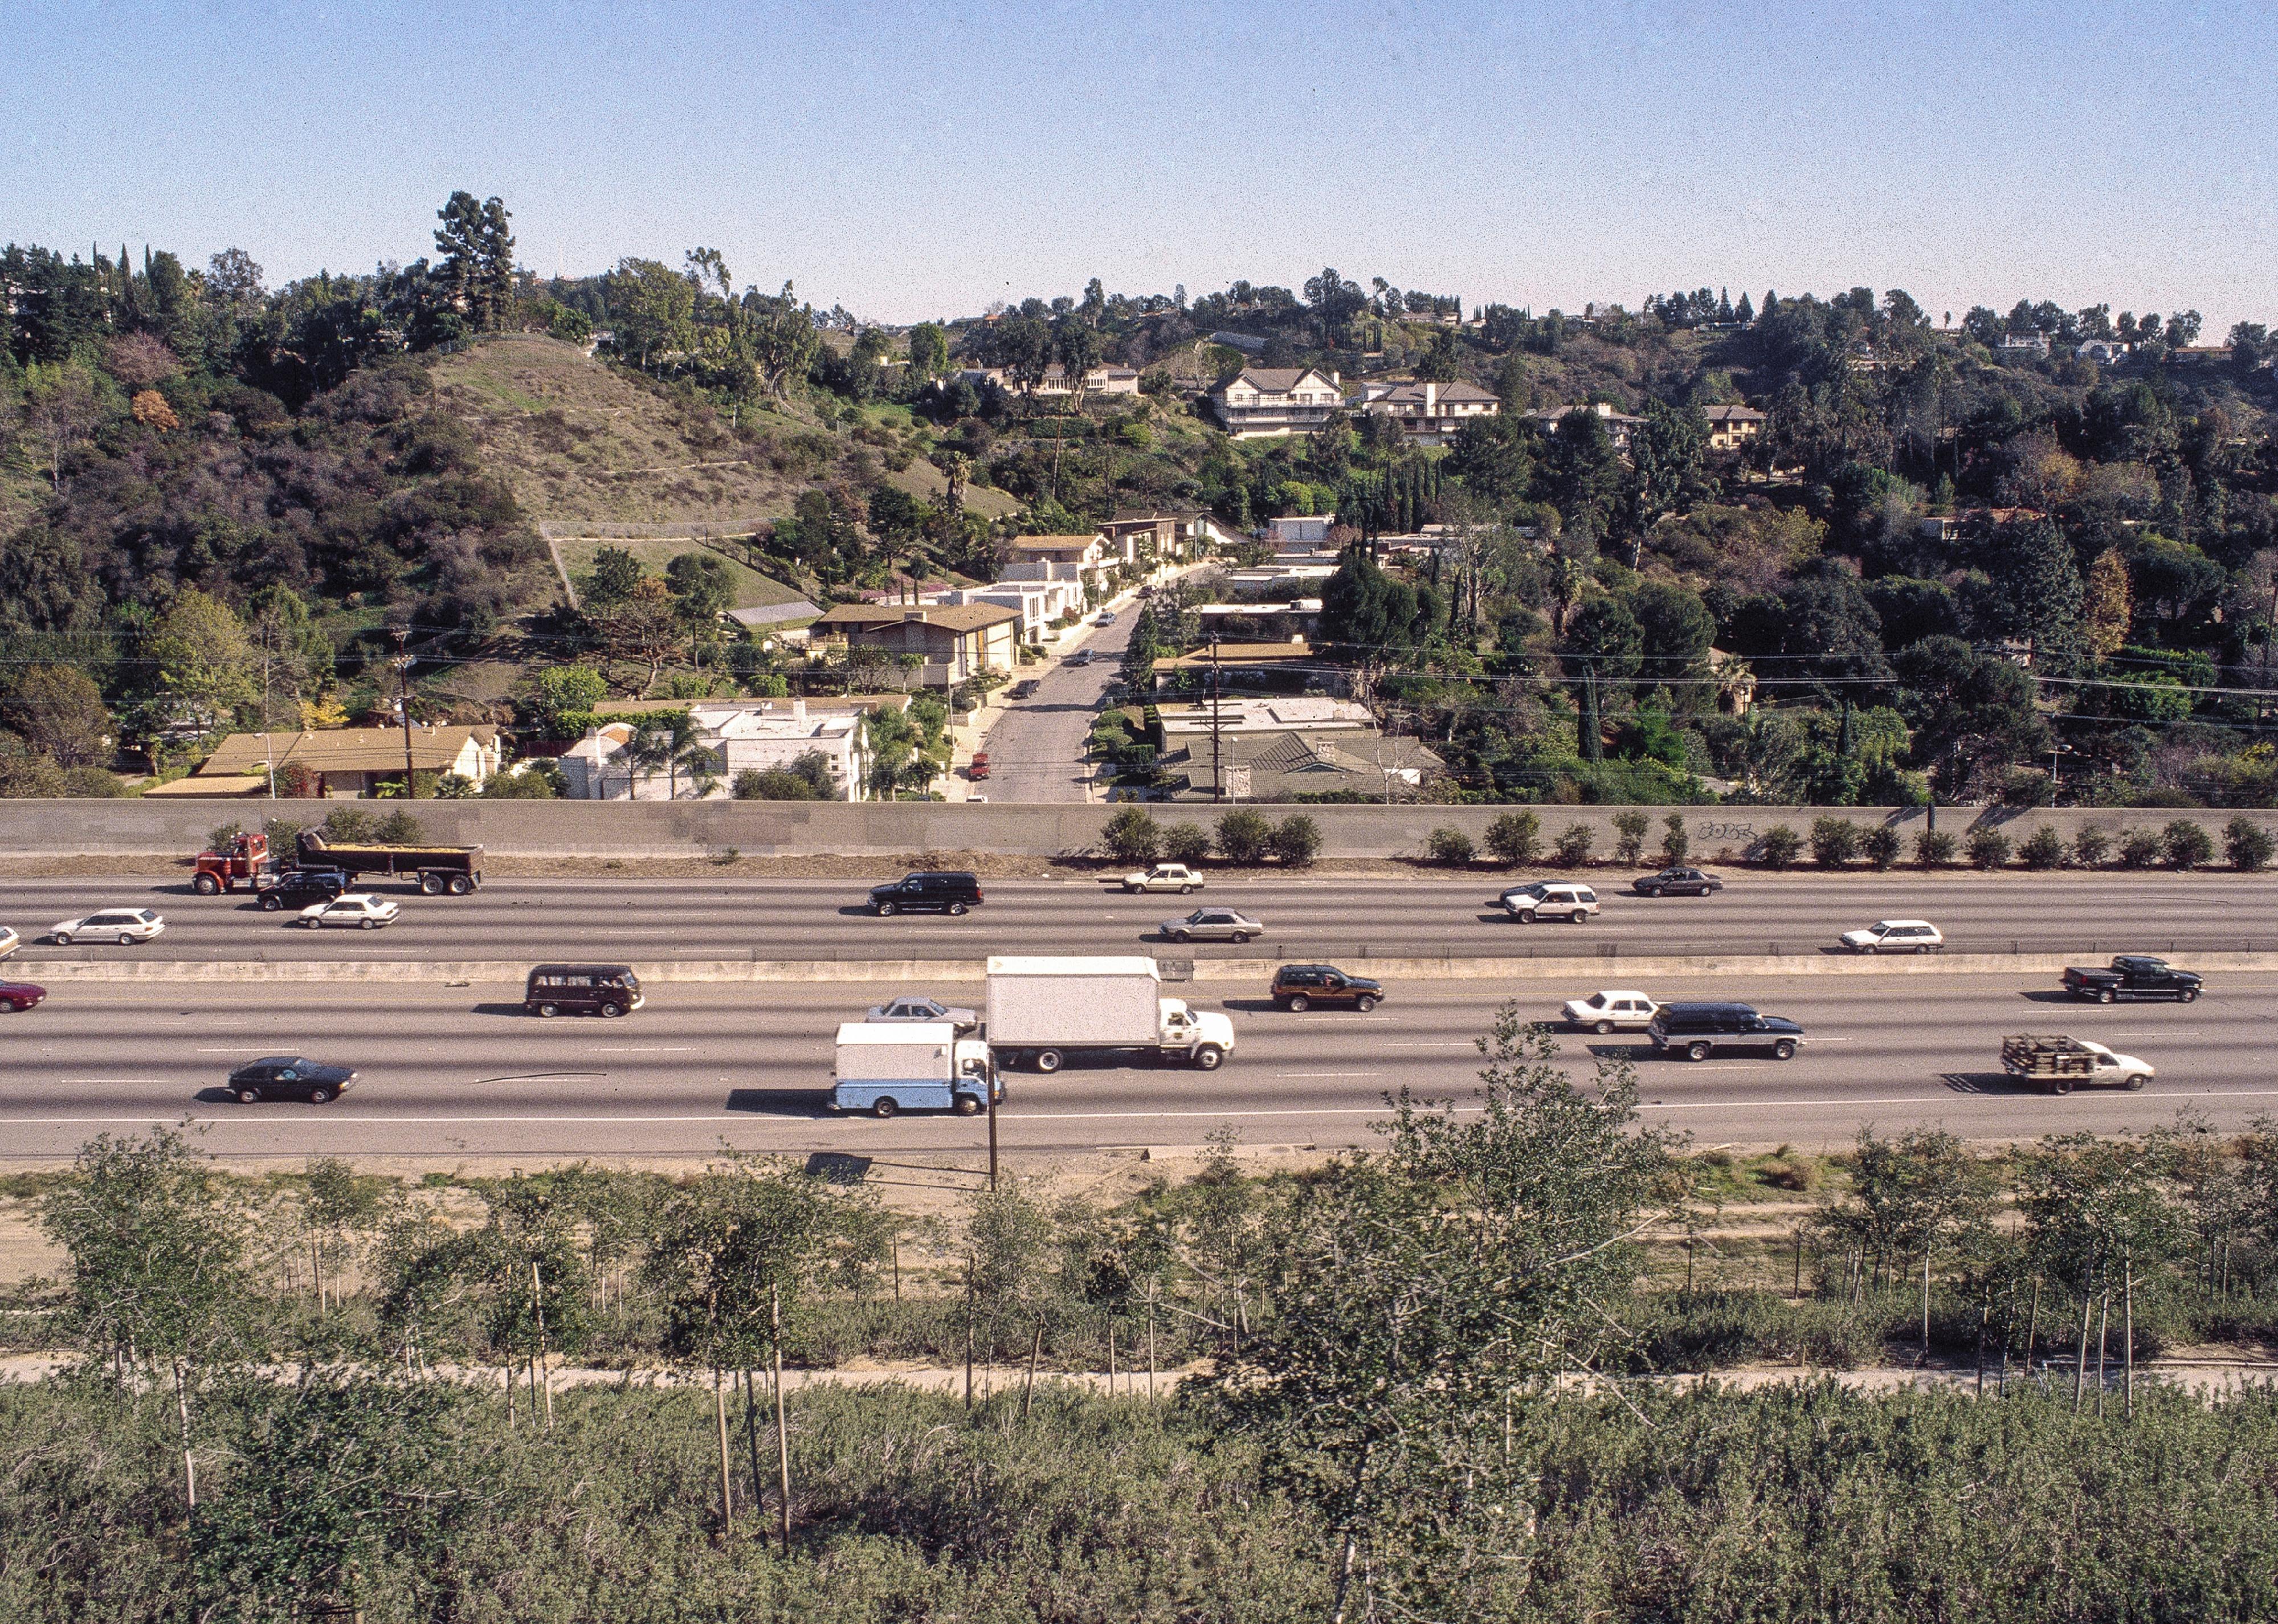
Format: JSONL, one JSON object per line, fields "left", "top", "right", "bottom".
{"left": 226, "top": 1056, "right": 357, "bottom": 1104}
{"left": 1631, "top": 866, "right": 1724, "bottom": 897}
{"left": 256, "top": 868, "right": 353, "bottom": 911}
{"left": 0, "top": 980, "right": 46, "bottom": 1013}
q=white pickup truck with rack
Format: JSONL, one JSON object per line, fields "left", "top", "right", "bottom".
{"left": 2001, "top": 1034, "right": 2153, "bottom": 1094}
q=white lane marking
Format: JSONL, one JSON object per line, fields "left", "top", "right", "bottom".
{"left": 195, "top": 1047, "right": 303, "bottom": 1052}
{"left": 588, "top": 1047, "right": 697, "bottom": 1052}
{"left": 1386, "top": 1041, "right": 1475, "bottom": 1048}
{"left": 1275, "top": 1071, "right": 1381, "bottom": 1079}
{"left": 1639, "top": 1088, "right": 2278, "bottom": 1111}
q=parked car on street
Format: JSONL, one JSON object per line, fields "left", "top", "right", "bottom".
{"left": 866, "top": 994, "right": 979, "bottom": 1028}
{"left": 50, "top": 908, "right": 165, "bottom": 946}
{"left": 1838, "top": 919, "right": 1944, "bottom": 954}
{"left": 2002, "top": 1034, "right": 2153, "bottom": 1092}
{"left": 256, "top": 868, "right": 353, "bottom": 911}
{"left": 2061, "top": 956, "right": 2203, "bottom": 1003}
{"left": 226, "top": 1056, "right": 357, "bottom": 1104}
{"left": 1648, "top": 1003, "right": 1805, "bottom": 1061}
{"left": 1117, "top": 862, "right": 1205, "bottom": 893}
{"left": 0, "top": 925, "right": 18, "bottom": 960}
{"left": 1561, "top": 989, "right": 1659, "bottom": 1033}
{"left": 299, "top": 893, "right": 400, "bottom": 930}
{"left": 526, "top": 964, "right": 643, "bottom": 1018}
{"left": 1010, "top": 679, "right": 1039, "bottom": 699}
{"left": 1631, "top": 867, "right": 1722, "bottom": 897}
{"left": 1160, "top": 906, "right": 1263, "bottom": 943}
{"left": 868, "top": 871, "right": 983, "bottom": 916}
{"left": 1269, "top": 965, "right": 1382, "bottom": 1011}
{"left": 966, "top": 752, "right": 990, "bottom": 780}
{"left": 1096, "top": 611, "right": 1117, "bottom": 626}
{"left": 1071, "top": 649, "right": 1095, "bottom": 666}
{"left": 1499, "top": 882, "right": 1599, "bottom": 923}
{"left": 0, "top": 980, "right": 46, "bottom": 1013}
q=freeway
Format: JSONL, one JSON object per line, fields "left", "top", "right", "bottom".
{"left": 1, "top": 973, "right": 2270, "bottom": 1162}
{"left": 2, "top": 871, "right": 2275, "bottom": 968}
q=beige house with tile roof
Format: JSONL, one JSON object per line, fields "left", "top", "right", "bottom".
{"left": 810, "top": 601, "right": 1024, "bottom": 685}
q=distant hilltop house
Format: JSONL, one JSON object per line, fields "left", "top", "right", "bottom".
{"left": 952, "top": 364, "right": 1140, "bottom": 397}
{"left": 1344, "top": 378, "right": 1500, "bottom": 446}
{"left": 810, "top": 601, "right": 1024, "bottom": 685}
{"left": 1701, "top": 404, "right": 1765, "bottom": 451}
{"left": 2076, "top": 337, "right": 2133, "bottom": 363}
{"left": 560, "top": 699, "right": 871, "bottom": 801}
{"left": 1524, "top": 400, "right": 1647, "bottom": 451}
{"left": 1211, "top": 368, "right": 1343, "bottom": 438}
{"left": 156, "top": 725, "right": 503, "bottom": 798}
{"left": 999, "top": 531, "right": 1114, "bottom": 590}
{"left": 1264, "top": 514, "right": 1336, "bottom": 547}
{"left": 1998, "top": 331, "right": 2053, "bottom": 359}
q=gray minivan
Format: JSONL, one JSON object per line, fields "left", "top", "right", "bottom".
{"left": 526, "top": 964, "right": 644, "bottom": 1018}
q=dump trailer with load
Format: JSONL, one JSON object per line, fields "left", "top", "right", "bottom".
{"left": 831, "top": 1023, "right": 998, "bottom": 1118}
{"left": 2001, "top": 1034, "right": 2154, "bottom": 1094}
{"left": 297, "top": 830, "right": 483, "bottom": 893}
{"left": 985, "top": 955, "right": 1235, "bottom": 1072}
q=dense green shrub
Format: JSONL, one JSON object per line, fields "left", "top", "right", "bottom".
{"left": 1552, "top": 824, "right": 1595, "bottom": 866}
{"left": 1269, "top": 814, "right": 1320, "bottom": 867}
{"left": 1752, "top": 825, "right": 1802, "bottom": 868}
{"left": 2018, "top": 825, "right": 2065, "bottom": 870}
{"left": 2117, "top": 826, "right": 2163, "bottom": 868}
{"left": 1611, "top": 810, "right": 1650, "bottom": 863}
{"left": 1100, "top": 805, "right": 1158, "bottom": 864}
{"left": 2072, "top": 825, "right": 2111, "bottom": 867}
{"left": 1966, "top": 825, "right": 2011, "bottom": 869}
{"left": 1163, "top": 823, "right": 1212, "bottom": 866}
{"left": 1215, "top": 808, "right": 1273, "bottom": 864}
{"left": 2163, "top": 818, "right": 2215, "bottom": 870}
{"left": 1861, "top": 825, "right": 1902, "bottom": 870}
{"left": 1809, "top": 817, "right": 1859, "bottom": 867}
{"left": 1659, "top": 813, "right": 1690, "bottom": 865}
{"left": 2224, "top": 816, "right": 2275, "bottom": 872}
{"left": 1424, "top": 827, "right": 1475, "bottom": 866}
{"left": 1485, "top": 810, "right": 1541, "bottom": 866}
{"left": 1914, "top": 829, "right": 1956, "bottom": 867}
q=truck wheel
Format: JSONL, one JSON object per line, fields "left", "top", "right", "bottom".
{"left": 536, "top": 1003, "right": 560, "bottom": 1018}
{"left": 871, "top": 1096, "right": 899, "bottom": 1119}
{"left": 1772, "top": 1040, "right": 1797, "bottom": 1060}
{"left": 1355, "top": 995, "right": 1378, "bottom": 1013}
{"left": 2125, "top": 1074, "right": 2146, "bottom": 1091}
{"left": 954, "top": 1094, "right": 982, "bottom": 1116}
{"left": 1285, "top": 994, "right": 1309, "bottom": 1013}
{"left": 1192, "top": 1045, "right": 1225, "bottom": 1071}
{"left": 877, "top": 901, "right": 898, "bottom": 916}
{"left": 193, "top": 874, "right": 220, "bottom": 895}
{"left": 599, "top": 1002, "right": 624, "bottom": 1018}
{"left": 2180, "top": 988, "right": 2199, "bottom": 1003}
{"left": 448, "top": 875, "right": 473, "bottom": 895}
{"left": 2051, "top": 1076, "right": 2074, "bottom": 1095}
{"left": 1034, "top": 1049, "right": 1063, "bottom": 1074}
{"left": 2098, "top": 989, "right": 2116, "bottom": 1004}
{"left": 260, "top": 895, "right": 283, "bottom": 911}
{"left": 1569, "top": 912, "right": 1587, "bottom": 924}
{"left": 422, "top": 874, "right": 446, "bottom": 895}
{"left": 948, "top": 901, "right": 967, "bottom": 916}
{"left": 1686, "top": 1041, "right": 1712, "bottom": 1062}
{"left": 235, "top": 1088, "right": 260, "bottom": 1104}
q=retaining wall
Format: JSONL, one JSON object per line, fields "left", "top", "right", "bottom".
{"left": 3, "top": 799, "right": 2272, "bottom": 862}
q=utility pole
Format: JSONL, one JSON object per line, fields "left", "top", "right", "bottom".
{"left": 1209, "top": 632, "right": 1224, "bottom": 802}
{"left": 258, "top": 633, "right": 277, "bottom": 801}
{"left": 391, "top": 627, "right": 416, "bottom": 799}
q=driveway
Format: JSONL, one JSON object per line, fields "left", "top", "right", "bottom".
{"left": 974, "top": 613, "right": 1137, "bottom": 803}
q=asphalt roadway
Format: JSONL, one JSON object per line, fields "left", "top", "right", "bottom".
{"left": 4, "top": 871, "right": 2276, "bottom": 969}
{"left": 969, "top": 602, "right": 1137, "bottom": 803}
{"left": 3, "top": 973, "right": 2271, "bottom": 1164}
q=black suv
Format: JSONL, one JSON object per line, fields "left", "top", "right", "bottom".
{"left": 1647, "top": 1002, "right": 1804, "bottom": 1061}
{"left": 869, "top": 871, "right": 983, "bottom": 916}
{"left": 1632, "top": 867, "right": 1722, "bottom": 897}
{"left": 255, "top": 868, "right": 353, "bottom": 911}
{"left": 1269, "top": 964, "right": 1383, "bottom": 1012}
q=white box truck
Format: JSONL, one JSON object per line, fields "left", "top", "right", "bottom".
{"left": 832, "top": 1023, "right": 998, "bottom": 1118}
{"left": 985, "top": 956, "right": 1235, "bottom": 1073}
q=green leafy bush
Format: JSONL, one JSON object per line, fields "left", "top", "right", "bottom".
{"left": 1164, "top": 823, "right": 1212, "bottom": 866}
{"left": 2162, "top": 819, "right": 2214, "bottom": 870}
{"left": 1101, "top": 805, "right": 1160, "bottom": 864}
{"left": 1659, "top": 813, "right": 1690, "bottom": 866}
{"left": 2223, "top": 817, "right": 2274, "bottom": 872}
{"left": 2018, "top": 825, "right": 2065, "bottom": 870}
{"left": 1553, "top": 824, "right": 1595, "bottom": 867}
{"left": 1809, "top": 818, "right": 1859, "bottom": 867}
{"left": 1485, "top": 810, "right": 1541, "bottom": 866}
{"left": 1965, "top": 825, "right": 2011, "bottom": 870}
{"left": 1913, "top": 829, "right": 1956, "bottom": 868}
{"left": 1425, "top": 827, "right": 1475, "bottom": 866}
{"left": 2072, "top": 826, "right": 2110, "bottom": 867}
{"left": 1861, "top": 825, "right": 1901, "bottom": 870}
{"left": 1216, "top": 809, "right": 1273, "bottom": 864}
{"left": 1752, "top": 825, "right": 1802, "bottom": 869}
{"left": 1612, "top": 810, "right": 1650, "bottom": 863}
{"left": 2116, "top": 826, "right": 2163, "bottom": 868}
{"left": 1269, "top": 815, "right": 1320, "bottom": 868}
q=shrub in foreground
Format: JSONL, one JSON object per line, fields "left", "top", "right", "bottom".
{"left": 1424, "top": 827, "right": 1475, "bottom": 866}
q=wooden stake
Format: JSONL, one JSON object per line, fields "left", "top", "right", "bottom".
{"left": 2123, "top": 1258, "right": 2136, "bottom": 1419}
{"left": 1021, "top": 1319, "right": 1044, "bottom": 1419}
{"left": 2072, "top": 1286, "right": 2091, "bottom": 1412}
{"left": 772, "top": 1284, "right": 791, "bottom": 1556}
{"left": 713, "top": 1364, "right": 733, "bottom": 1533}
{"left": 531, "top": 1260, "right": 553, "bottom": 1430}
{"left": 1148, "top": 1303, "right": 1157, "bottom": 1401}
{"left": 2095, "top": 1290, "right": 2110, "bottom": 1419}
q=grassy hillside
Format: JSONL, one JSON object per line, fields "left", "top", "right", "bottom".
{"left": 549, "top": 532, "right": 808, "bottom": 613}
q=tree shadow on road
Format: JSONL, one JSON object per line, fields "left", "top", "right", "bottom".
{"left": 724, "top": 1088, "right": 833, "bottom": 1118}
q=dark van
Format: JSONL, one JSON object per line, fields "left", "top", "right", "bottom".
{"left": 868, "top": 871, "right": 984, "bottom": 916}
{"left": 1647, "top": 1002, "right": 1803, "bottom": 1062}
{"left": 526, "top": 964, "right": 643, "bottom": 1018}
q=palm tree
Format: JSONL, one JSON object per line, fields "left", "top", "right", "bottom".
{"left": 626, "top": 712, "right": 703, "bottom": 798}
{"left": 676, "top": 738, "right": 723, "bottom": 799}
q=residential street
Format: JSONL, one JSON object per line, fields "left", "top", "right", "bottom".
{"left": 969, "top": 609, "right": 1138, "bottom": 804}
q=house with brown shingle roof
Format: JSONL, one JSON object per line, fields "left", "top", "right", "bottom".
{"left": 175, "top": 725, "right": 503, "bottom": 797}
{"left": 1211, "top": 367, "right": 1343, "bottom": 438}
{"left": 1345, "top": 378, "right": 1500, "bottom": 446}
{"left": 810, "top": 601, "right": 1024, "bottom": 685}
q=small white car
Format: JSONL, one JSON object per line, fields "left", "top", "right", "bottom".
{"left": 1118, "top": 863, "right": 1205, "bottom": 894}
{"left": 0, "top": 925, "right": 18, "bottom": 960}
{"left": 1501, "top": 882, "right": 1599, "bottom": 923}
{"left": 1839, "top": 919, "right": 1944, "bottom": 954}
{"left": 867, "top": 994, "right": 980, "bottom": 1029}
{"left": 50, "top": 908, "right": 165, "bottom": 946}
{"left": 1562, "top": 990, "right": 1660, "bottom": 1033}
{"left": 299, "top": 893, "right": 401, "bottom": 931}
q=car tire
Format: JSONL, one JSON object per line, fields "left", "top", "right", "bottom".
{"left": 877, "top": 901, "right": 897, "bottom": 916}
{"left": 1642, "top": 887, "right": 1661, "bottom": 898}
{"left": 1181, "top": 885, "right": 1193, "bottom": 895}
{"left": 260, "top": 895, "right": 283, "bottom": 911}
{"left": 1516, "top": 909, "right": 1536, "bottom": 924}
{"left": 1192, "top": 1045, "right": 1224, "bottom": 1071}
{"left": 536, "top": 1003, "right": 560, "bottom": 1018}
{"left": 1859, "top": 944, "right": 1876, "bottom": 955}
{"left": 953, "top": 1094, "right": 981, "bottom": 1116}
{"left": 2050, "top": 1076, "right": 2074, "bottom": 1095}
{"left": 50, "top": 933, "right": 69, "bottom": 946}
{"left": 1772, "top": 1040, "right": 1797, "bottom": 1060}
{"left": 1035, "top": 1049, "right": 1063, "bottom": 1074}
{"left": 236, "top": 1088, "right": 260, "bottom": 1104}
{"left": 0, "top": 1000, "right": 16, "bottom": 1013}
{"left": 449, "top": 875, "right": 473, "bottom": 895}
{"left": 361, "top": 918, "right": 378, "bottom": 929}
{"left": 948, "top": 901, "right": 968, "bottom": 916}
{"left": 1285, "top": 994, "right": 1309, "bottom": 1013}
{"left": 1232, "top": 932, "right": 1251, "bottom": 944}
{"left": 872, "top": 1096, "right": 899, "bottom": 1119}
{"left": 2180, "top": 989, "right": 2199, "bottom": 1003}
{"left": 599, "top": 1002, "right": 624, "bottom": 1018}
{"left": 1569, "top": 912, "right": 1587, "bottom": 924}
{"left": 1594, "top": 1019, "right": 1614, "bottom": 1035}
{"left": 1686, "top": 1041, "right": 1712, "bottom": 1062}
{"left": 1124, "top": 884, "right": 1140, "bottom": 893}
{"left": 2098, "top": 989, "right": 2116, "bottom": 1004}
{"left": 1171, "top": 929, "right": 1191, "bottom": 942}
{"left": 307, "top": 1087, "right": 332, "bottom": 1105}
{"left": 193, "top": 874, "right": 219, "bottom": 895}
{"left": 1355, "top": 995, "right": 1378, "bottom": 1013}
{"left": 2125, "top": 1074, "right": 2146, "bottom": 1091}
{"left": 422, "top": 874, "right": 446, "bottom": 895}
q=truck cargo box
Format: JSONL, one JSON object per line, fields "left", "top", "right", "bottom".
{"left": 984, "top": 956, "right": 1164, "bottom": 1047}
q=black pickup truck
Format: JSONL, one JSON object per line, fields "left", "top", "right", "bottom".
{"left": 2060, "top": 956, "right": 2203, "bottom": 1003}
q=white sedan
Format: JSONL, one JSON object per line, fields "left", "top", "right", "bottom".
{"left": 50, "top": 908, "right": 165, "bottom": 945}
{"left": 299, "top": 893, "right": 401, "bottom": 930}
{"left": 1561, "top": 990, "right": 1660, "bottom": 1033}
{"left": 1839, "top": 919, "right": 1944, "bottom": 954}
{"left": 1118, "top": 863, "right": 1205, "bottom": 894}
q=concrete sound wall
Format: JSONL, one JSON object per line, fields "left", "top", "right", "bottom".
{"left": 2, "top": 799, "right": 2272, "bottom": 861}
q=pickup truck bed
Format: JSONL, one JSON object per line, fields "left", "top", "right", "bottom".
{"left": 2060, "top": 956, "right": 2202, "bottom": 1003}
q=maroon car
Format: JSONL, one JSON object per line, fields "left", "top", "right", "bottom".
{"left": 0, "top": 981, "right": 46, "bottom": 1013}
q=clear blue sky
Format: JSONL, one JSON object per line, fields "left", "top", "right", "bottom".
{"left": 5, "top": 0, "right": 2272, "bottom": 330}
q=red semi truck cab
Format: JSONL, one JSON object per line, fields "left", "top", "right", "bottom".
{"left": 193, "top": 832, "right": 278, "bottom": 895}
